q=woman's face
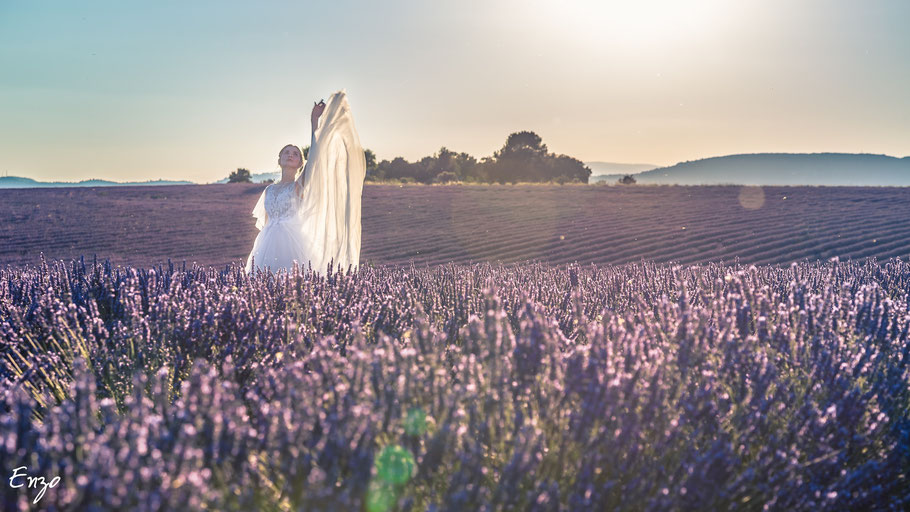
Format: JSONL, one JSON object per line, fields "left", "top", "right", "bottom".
{"left": 279, "top": 145, "right": 302, "bottom": 168}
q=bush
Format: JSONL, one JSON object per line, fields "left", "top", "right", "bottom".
{"left": 435, "top": 171, "right": 458, "bottom": 184}
{"left": 228, "top": 168, "right": 252, "bottom": 183}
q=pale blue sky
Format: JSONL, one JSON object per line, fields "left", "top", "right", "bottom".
{"left": 1, "top": 0, "right": 908, "bottom": 182}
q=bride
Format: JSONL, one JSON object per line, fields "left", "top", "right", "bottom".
{"left": 245, "top": 90, "right": 366, "bottom": 275}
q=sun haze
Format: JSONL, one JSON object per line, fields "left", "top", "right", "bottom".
{"left": 1, "top": 0, "right": 907, "bottom": 183}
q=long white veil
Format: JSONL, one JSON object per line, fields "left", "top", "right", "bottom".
{"left": 297, "top": 89, "right": 365, "bottom": 274}
{"left": 248, "top": 89, "right": 364, "bottom": 275}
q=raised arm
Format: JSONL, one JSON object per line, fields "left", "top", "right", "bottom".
{"left": 311, "top": 99, "right": 325, "bottom": 134}
{"left": 296, "top": 99, "right": 326, "bottom": 197}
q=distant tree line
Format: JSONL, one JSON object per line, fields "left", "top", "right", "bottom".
{"left": 368, "top": 131, "right": 591, "bottom": 184}
{"left": 227, "top": 130, "right": 591, "bottom": 184}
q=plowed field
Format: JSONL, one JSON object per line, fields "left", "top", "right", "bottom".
{"left": 2, "top": 184, "right": 908, "bottom": 268}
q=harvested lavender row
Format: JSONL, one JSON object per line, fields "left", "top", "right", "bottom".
{"left": 1, "top": 257, "right": 909, "bottom": 510}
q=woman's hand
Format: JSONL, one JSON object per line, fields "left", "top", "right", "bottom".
{"left": 311, "top": 99, "right": 326, "bottom": 132}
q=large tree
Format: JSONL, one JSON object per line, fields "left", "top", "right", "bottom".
{"left": 228, "top": 168, "right": 252, "bottom": 183}
{"left": 364, "top": 149, "right": 376, "bottom": 170}
{"left": 495, "top": 131, "right": 548, "bottom": 160}
{"left": 485, "top": 131, "right": 591, "bottom": 183}
{"left": 488, "top": 131, "right": 549, "bottom": 183}
{"left": 548, "top": 154, "right": 591, "bottom": 183}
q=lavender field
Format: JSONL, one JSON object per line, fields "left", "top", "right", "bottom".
{"left": 2, "top": 256, "right": 908, "bottom": 510}
{"left": 5, "top": 0, "right": 909, "bottom": 508}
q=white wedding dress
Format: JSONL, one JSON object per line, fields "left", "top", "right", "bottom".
{"left": 245, "top": 90, "right": 365, "bottom": 275}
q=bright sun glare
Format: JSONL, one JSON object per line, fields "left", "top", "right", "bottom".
{"left": 538, "top": 0, "right": 736, "bottom": 48}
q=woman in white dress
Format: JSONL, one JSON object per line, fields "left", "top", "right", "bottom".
{"left": 245, "top": 90, "right": 366, "bottom": 275}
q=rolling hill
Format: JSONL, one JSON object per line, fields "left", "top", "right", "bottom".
{"left": 586, "top": 161, "right": 658, "bottom": 181}
{"left": 599, "top": 153, "right": 910, "bottom": 186}
{"left": 0, "top": 176, "right": 193, "bottom": 188}
{"left": 214, "top": 171, "right": 280, "bottom": 184}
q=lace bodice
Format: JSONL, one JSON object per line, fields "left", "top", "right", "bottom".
{"left": 264, "top": 182, "right": 299, "bottom": 223}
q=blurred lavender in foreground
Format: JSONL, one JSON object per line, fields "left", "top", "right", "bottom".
{"left": 1, "top": 256, "right": 909, "bottom": 510}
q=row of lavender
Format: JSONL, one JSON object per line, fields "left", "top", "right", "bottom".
{"left": 1, "top": 256, "right": 909, "bottom": 510}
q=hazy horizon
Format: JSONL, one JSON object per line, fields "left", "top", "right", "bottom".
{"left": 2, "top": 0, "right": 908, "bottom": 183}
